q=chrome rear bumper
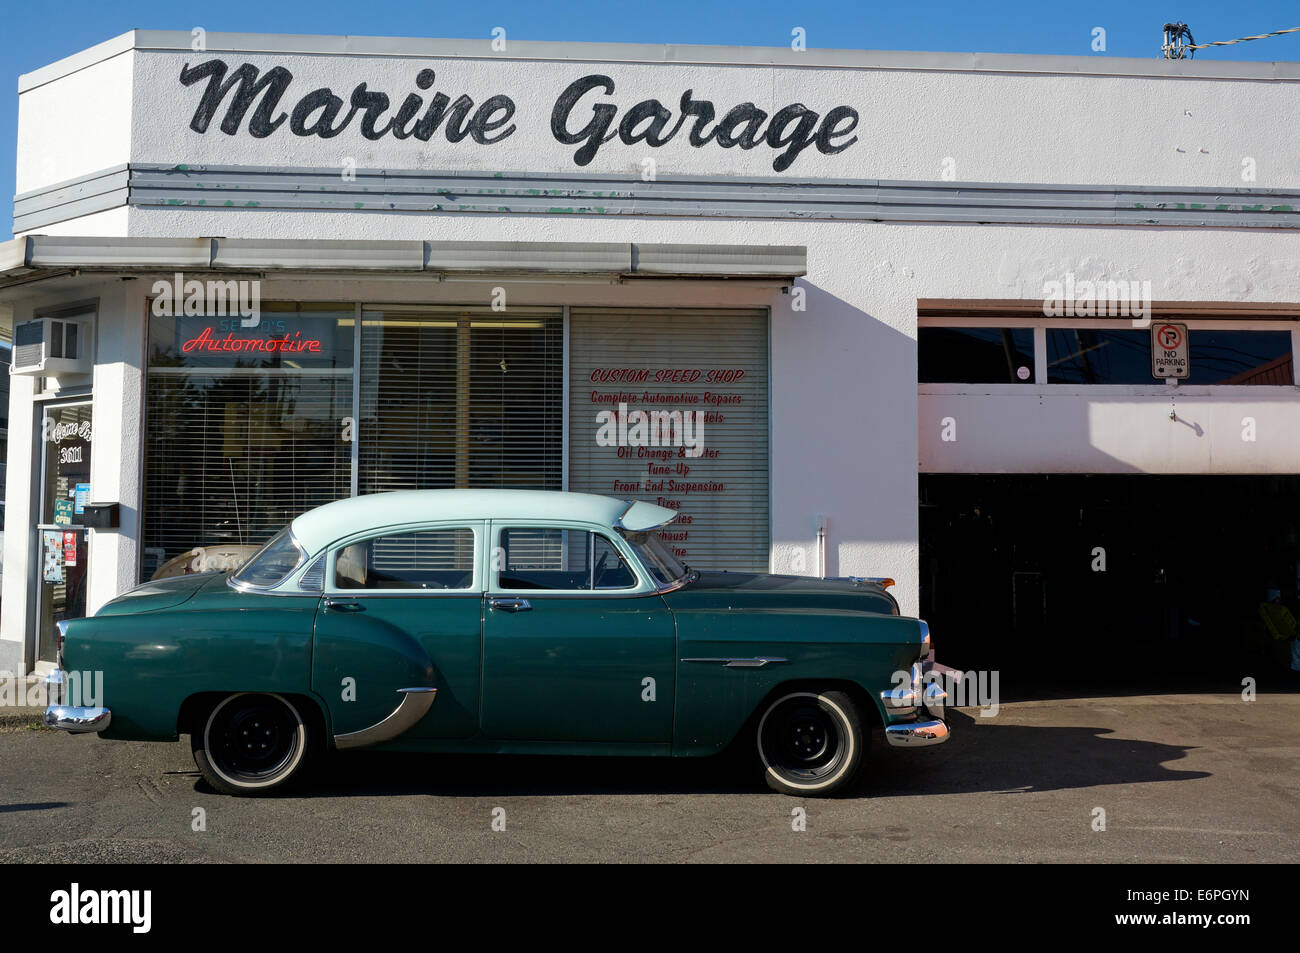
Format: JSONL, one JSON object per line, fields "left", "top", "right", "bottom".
{"left": 45, "top": 705, "right": 112, "bottom": 733}
{"left": 42, "top": 669, "right": 111, "bottom": 733}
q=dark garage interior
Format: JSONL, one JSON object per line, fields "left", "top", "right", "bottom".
{"left": 919, "top": 474, "right": 1300, "bottom": 694}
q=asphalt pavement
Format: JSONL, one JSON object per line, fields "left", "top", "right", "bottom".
{"left": 1, "top": 692, "right": 1297, "bottom": 863}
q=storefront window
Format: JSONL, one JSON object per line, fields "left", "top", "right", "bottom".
{"left": 1187, "top": 330, "right": 1293, "bottom": 385}
{"left": 1047, "top": 328, "right": 1293, "bottom": 384}
{"left": 141, "top": 302, "right": 564, "bottom": 582}
{"left": 141, "top": 303, "right": 355, "bottom": 579}
{"left": 919, "top": 327, "right": 1035, "bottom": 383}
{"left": 357, "top": 307, "right": 563, "bottom": 493}
{"left": 567, "top": 307, "right": 769, "bottom": 574}
{"left": 1046, "top": 329, "right": 1148, "bottom": 384}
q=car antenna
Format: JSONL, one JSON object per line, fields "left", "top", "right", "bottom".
{"left": 227, "top": 458, "right": 244, "bottom": 544}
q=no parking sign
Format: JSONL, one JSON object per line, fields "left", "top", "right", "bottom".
{"left": 1151, "top": 322, "right": 1189, "bottom": 379}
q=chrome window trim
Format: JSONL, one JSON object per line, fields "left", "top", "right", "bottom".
{"left": 614, "top": 521, "right": 692, "bottom": 592}
{"left": 321, "top": 591, "right": 484, "bottom": 601}
{"left": 654, "top": 569, "right": 700, "bottom": 595}
{"left": 611, "top": 500, "right": 636, "bottom": 532}
{"left": 489, "top": 521, "right": 653, "bottom": 597}
{"left": 298, "top": 552, "right": 328, "bottom": 592}
{"left": 226, "top": 529, "right": 309, "bottom": 594}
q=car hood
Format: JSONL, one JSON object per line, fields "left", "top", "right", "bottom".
{"left": 95, "top": 571, "right": 230, "bottom": 616}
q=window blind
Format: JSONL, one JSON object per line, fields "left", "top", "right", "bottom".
{"left": 357, "top": 307, "right": 563, "bottom": 495}
{"left": 568, "top": 308, "right": 770, "bottom": 573}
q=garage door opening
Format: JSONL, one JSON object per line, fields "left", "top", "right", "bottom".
{"left": 919, "top": 474, "right": 1300, "bottom": 693}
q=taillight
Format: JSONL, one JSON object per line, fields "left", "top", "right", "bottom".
{"left": 55, "top": 620, "right": 68, "bottom": 670}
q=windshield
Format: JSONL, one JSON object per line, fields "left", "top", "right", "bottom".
{"left": 619, "top": 528, "right": 690, "bottom": 587}
{"left": 230, "top": 527, "right": 306, "bottom": 589}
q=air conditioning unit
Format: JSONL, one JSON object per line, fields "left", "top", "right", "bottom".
{"left": 10, "top": 317, "right": 93, "bottom": 377}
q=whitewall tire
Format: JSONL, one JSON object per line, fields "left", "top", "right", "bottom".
{"left": 756, "top": 690, "right": 864, "bottom": 796}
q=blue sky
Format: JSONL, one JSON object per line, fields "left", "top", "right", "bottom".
{"left": 4, "top": 0, "right": 1300, "bottom": 238}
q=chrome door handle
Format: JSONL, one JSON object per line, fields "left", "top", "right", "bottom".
{"left": 489, "top": 597, "right": 531, "bottom": 612}
{"left": 323, "top": 598, "right": 365, "bottom": 612}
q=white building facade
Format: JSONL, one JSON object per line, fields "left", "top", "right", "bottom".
{"left": 3, "top": 30, "right": 1299, "bottom": 675}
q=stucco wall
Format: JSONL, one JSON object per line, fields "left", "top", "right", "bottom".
{"left": 0, "top": 278, "right": 142, "bottom": 672}
{"left": 16, "top": 51, "right": 134, "bottom": 195}
{"left": 115, "top": 46, "right": 1299, "bottom": 188}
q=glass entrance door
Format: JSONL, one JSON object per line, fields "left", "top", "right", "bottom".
{"left": 35, "top": 401, "right": 92, "bottom": 663}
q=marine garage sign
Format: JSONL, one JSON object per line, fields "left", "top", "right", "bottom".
{"left": 178, "top": 59, "right": 860, "bottom": 172}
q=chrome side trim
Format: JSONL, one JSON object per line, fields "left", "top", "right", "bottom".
{"left": 885, "top": 719, "right": 950, "bottom": 748}
{"left": 680, "top": 657, "right": 789, "bottom": 668}
{"left": 333, "top": 687, "right": 437, "bottom": 751}
{"left": 45, "top": 705, "right": 112, "bottom": 733}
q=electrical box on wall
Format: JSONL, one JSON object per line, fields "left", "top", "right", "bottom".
{"left": 82, "top": 503, "right": 120, "bottom": 530}
{"left": 10, "top": 315, "right": 93, "bottom": 379}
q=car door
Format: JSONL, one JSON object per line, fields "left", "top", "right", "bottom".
{"left": 312, "top": 521, "right": 484, "bottom": 740}
{"left": 480, "top": 522, "right": 676, "bottom": 745}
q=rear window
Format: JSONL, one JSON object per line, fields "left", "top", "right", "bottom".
{"left": 230, "top": 527, "right": 306, "bottom": 588}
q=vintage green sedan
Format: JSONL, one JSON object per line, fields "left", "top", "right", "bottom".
{"left": 46, "top": 489, "right": 948, "bottom": 796}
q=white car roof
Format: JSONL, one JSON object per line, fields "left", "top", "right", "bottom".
{"left": 290, "top": 489, "right": 677, "bottom": 555}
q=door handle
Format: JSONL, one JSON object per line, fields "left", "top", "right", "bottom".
{"left": 323, "top": 598, "right": 365, "bottom": 612}
{"left": 489, "top": 597, "right": 532, "bottom": 612}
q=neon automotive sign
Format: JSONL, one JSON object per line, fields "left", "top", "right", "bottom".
{"left": 181, "top": 326, "right": 323, "bottom": 354}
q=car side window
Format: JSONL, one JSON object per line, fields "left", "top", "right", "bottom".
{"left": 334, "top": 527, "right": 476, "bottom": 591}
{"left": 497, "top": 528, "right": 637, "bottom": 591}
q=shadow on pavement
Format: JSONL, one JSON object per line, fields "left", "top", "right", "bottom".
{"left": 865, "top": 707, "right": 1210, "bottom": 797}
{"left": 0, "top": 801, "right": 70, "bottom": 813}
{"left": 192, "top": 704, "right": 1209, "bottom": 800}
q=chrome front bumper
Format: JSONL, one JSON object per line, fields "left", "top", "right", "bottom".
{"left": 884, "top": 719, "right": 949, "bottom": 747}
{"left": 881, "top": 661, "right": 951, "bottom": 748}
{"left": 42, "top": 669, "right": 111, "bottom": 734}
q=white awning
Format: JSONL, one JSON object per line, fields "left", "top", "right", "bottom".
{"left": 0, "top": 236, "right": 806, "bottom": 293}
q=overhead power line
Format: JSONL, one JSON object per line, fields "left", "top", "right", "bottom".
{"left": 1163, "top": 21, "right": 1300, "bottom": 59}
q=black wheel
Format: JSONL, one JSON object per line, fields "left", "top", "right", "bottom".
{"left": 192, "top": 693, "right": 314, "bottom": 796}
{"left": 756, "top": 690, "right": 864, "bottom": 796}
